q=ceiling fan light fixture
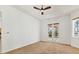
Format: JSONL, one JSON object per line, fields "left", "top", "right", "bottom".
{"left": 33, "top": 5, "right": 51, "bottom": 15}
{"left": 41, "top": 12, "right": 44, "bottom": 15}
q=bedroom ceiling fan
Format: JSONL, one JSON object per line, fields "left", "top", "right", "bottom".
{"left": 33, "top": 5, "right": 51, "bottom": 15}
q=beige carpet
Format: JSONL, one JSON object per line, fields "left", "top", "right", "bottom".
{"left": 5, "top": 41, "right": 79, "bottom": 54}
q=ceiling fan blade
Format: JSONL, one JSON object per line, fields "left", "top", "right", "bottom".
{"left": 43, "top": 6, "right": 51, "bottom": 10}
{"left": 33, "top": 7, "right": 41, "bottom": 10}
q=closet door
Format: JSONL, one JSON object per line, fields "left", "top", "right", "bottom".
{"left": 0, "top": 15, "right": 1, "bottom": 52}
{"left": 2, "top": 16, "right": 18, "bottom": 44}
{"left": 2, "top": 11, "right": 19, "bottom": 51}
{"left": 0, "top": 17, "right": 1, "bottom": 40}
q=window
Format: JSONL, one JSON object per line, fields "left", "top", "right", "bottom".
{"left": 72, "top": 17, "right": 79, "bottom": 37}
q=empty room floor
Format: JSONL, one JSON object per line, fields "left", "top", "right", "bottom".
{"left": 5, "top": 41, "right": 79, "bottom": 54}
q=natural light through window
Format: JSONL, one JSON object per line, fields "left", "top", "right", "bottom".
{"left": 72, "top": 17, "right": 79, "bottom": 37}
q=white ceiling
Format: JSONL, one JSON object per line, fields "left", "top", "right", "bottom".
{"left": 13, "top": 5, "right": 79, "bottom": 20}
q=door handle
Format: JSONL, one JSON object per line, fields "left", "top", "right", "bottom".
{"left": 6, "top": 32, "right": 9, "bottom": 34}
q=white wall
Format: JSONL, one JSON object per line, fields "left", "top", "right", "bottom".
{"left": 0, "top": 19, "right": 1, "bottom": 28}
{"left": 0, "top": 15, "right": 1, "bottom": 28}
{"left": 40, "top": 9, "right": 79, "bottom": 48}
{"left": 40, "top": 15, "right": 71, "bottom": 44}
{"left": 0, "top": 6, "right": 40, "bottom": 53}
{"left": 71, "top": 10, "right": 79, "bottom": 48}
